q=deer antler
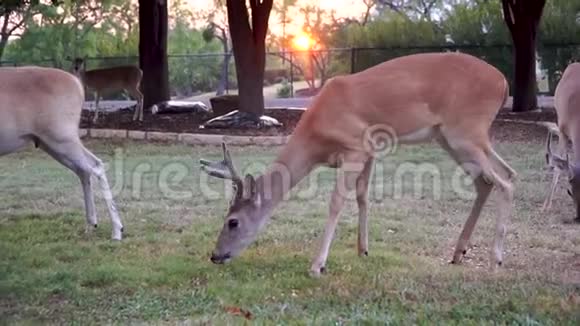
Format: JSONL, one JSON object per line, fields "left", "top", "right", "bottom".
{"left": 200, "top": 143, "right": 244, "bottom": 195}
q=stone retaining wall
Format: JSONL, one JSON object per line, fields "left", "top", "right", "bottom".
{"left": 79, "top": 128, "right": 291, "bottom": 146}
{"left": 80, "top": 118, "right": 551, "bottom": 147}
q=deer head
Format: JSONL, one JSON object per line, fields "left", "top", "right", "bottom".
{"left": 546, "top": 133, "right": 580, "bottom": 218}
{"left": 71, "top": 57, "right": 86, "bottom": 76}
{"left": 200, "top": 143, "right": 269, "bottom": 264}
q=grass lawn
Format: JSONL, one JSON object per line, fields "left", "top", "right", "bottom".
{"left": 1, "top": 137, "right": 580, "bottom": 324}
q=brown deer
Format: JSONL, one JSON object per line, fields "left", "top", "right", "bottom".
{"left": 72, "top": 58, "right": 144, "bottom": 122}
{"left": 0, "top": 66, "right": 124, "bottom": 240}
{"left": 542, "top": 62, "right": 580, "bottom": 222}
{"left": 200, "top": 52, "right": 516, "bottom": 277}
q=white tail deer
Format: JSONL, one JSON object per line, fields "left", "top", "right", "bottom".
{"left": 0, "top": 66, "right": 124, "bottom": 240}
{"left": 72, "top": 58, "right": 144, "bottom": 122}
{"left": 542, "top": 62, "right": 580, "bottom": 222}
{"left": 200, "top": 52, "right": 516, "bottom": 277}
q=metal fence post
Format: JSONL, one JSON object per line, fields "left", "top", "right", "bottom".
{"left": 290, "top": 51, "right": 294, "bottom": 98}
{"left": 225, "top": 52, "right": 229, "bottom": 95}
{"left": 350, "top": 47, "right": 357, "bottom": 74}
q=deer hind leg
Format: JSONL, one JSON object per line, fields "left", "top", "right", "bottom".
{"left": 310, "top": 155, "right": 367, "bottom": 277}
{"left": 356, "top": 158, "right": 374, "bottom": 257}
{"left": 37, "top": 139, "right": 97, "bottom": 234}
{"left": 130, "top": 86, "right": 144, "bottom": 121}
{"left": 542, "top": 169, "right": 561, "bottom": 212}
{"left": 438, "top": 134, "right": 514, "bottom": 269}
{"left": 542, "top": 131, "right": 568, "bottom": 211}
{"left": 81, "top": 146, "right": 124, "bottom": 240}
{"left": 489, "top": 148, "right": 517, "bottom": 181}
{"left": 38, "top": 138, "right": 123, "bottom": 240}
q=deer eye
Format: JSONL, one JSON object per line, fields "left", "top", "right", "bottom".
{"left": 568, "top": 189, "right": 573, "bottom": 197}
{"left": 228, "top": 219, "right": 239, "bottom": 229}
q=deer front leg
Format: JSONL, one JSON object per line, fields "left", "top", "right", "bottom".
{"left": 451, "top": 174, "right": 493, "bottom": 264}
{"left": 542, "top": 169, "right": 560, "bottom": 211}
{"left": 131, "top": 87, "right": 144, "bottom": 121}
{"left": 356, "top": 158, "right": 374, "bottom": 257}
{"left": 310, "top": 162, "right": 361, "bottom": 277}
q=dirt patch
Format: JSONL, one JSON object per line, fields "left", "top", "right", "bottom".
{"left": 491, "top": 120, "right": 549, "bottom": 143}
{"left": 81, "top": 108, "right": 554, "bottom": 141}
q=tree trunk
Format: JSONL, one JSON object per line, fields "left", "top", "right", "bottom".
{"left": 0, "top": 38, "right": 7, "bottom": 63}
{"left": 0, "top": 12, "right": 10, "bottom": 62}
{"left": 138, "top": 0, "right": 169, "bottom": 110}
{"left": 233, "top": 41, "right": 264, "bottom": 116}
{"left": 226, "top": 0, "right": 273, "bottom": 118}
{"left": 501, "top": 0, "right": 546, "bottom": 112}
{"left": 512, "top": 29, "right": 537, "bottom": 112}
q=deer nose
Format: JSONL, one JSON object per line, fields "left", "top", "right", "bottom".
{"left": 210, "top": 252, "right": 231, "bottom": 264}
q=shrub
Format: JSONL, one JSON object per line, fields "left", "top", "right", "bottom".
{"left": 276, "top": 79, "right": 292, "bottom": 98}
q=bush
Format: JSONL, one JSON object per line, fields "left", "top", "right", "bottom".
{"left": 276, "top": 79, "right": 292, "bottom": 98}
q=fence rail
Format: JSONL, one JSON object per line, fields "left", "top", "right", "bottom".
{"left": 3, "top": 44, "right": 579, "bottom": 100}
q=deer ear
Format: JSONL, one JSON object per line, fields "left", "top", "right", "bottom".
{"left": 243, "top": 174, "right": 260, "bottom": 204}
{"left": 569, "top": 161, "right": 578, "bottom": 180}
{"left": 552, "top": 155, "right": 569, "bottom": 171}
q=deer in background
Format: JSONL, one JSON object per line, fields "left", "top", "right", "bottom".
{"left": 72, "top": 58, "right": 144, "bottom": 122}
{"left": 200, "top": 52, "right": 516, "bottom": 277}
{"left": 542, "top": 62, "right": 580, "bottom": 222}
{"left": 0, "top": 66, "right": 124, "bottom": 240}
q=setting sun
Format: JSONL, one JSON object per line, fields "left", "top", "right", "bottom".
{"left": 292, "top": 32, "right": 315, "bottom": 51}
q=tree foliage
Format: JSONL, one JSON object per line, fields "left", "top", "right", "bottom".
{"left": 2, "top": 0, "right": 579, "bottom": 99}
{"left": 538, "top": 0, "right": 580, "bottom": 93}
{"left": 3, "top": 0, "right": 225, "bottom": 97}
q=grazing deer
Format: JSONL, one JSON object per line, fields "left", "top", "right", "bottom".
{"left": 542, "top": 62, "right": 580, "bottom": 222}
{"left": 72, "top": 58, "right": 144, "bottom": 122}
{"left": 200, "top": 52, "right": 516, "bottom": 277}
{"left": 0, "top": 66, "right": 124, "bottom": 240}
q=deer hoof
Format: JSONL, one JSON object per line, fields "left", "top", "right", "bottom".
{"left": 489, "top": 261, "right": 501, "bottom": 273}
{"left": 309, "top": 265, "right": 325, "bottom": 278}
{"left": 85, "top": 224, "right": 97, "bottom": 234}
{"left": 112, "top": 229, "right": 123, "bottom": 241}
{"left": 451, "top": 251, "right": 465, "bottom": 265}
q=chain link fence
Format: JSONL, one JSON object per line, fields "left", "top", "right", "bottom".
{"left": 2, "top": 44, "right": 579, "bottom": 100}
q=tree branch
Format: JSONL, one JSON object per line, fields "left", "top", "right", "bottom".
{"left": 249, "top": 0, "right": 273, "bottom": 44}
{"left": 501, "top": 0, "right": 515, "bottom": 32}
{"left": 1, "top": 12, "right": 10, "bottom": 39}
{"left": 269, "top": 51, "right": 306, "bottom": 80}
{"left": 226, "top": 0, "right": 252, "bottom": 45}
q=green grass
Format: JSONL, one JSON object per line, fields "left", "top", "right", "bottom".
{"left": 1, "top": 138, "right": 580, "bottom": 324}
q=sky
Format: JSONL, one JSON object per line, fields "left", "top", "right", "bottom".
{"left": 182, "top": 0, "right": 369, "bottom": 35}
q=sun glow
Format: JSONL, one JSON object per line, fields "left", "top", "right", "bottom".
{"left": 292, "top": 32, "right": 315, "bottom": 51}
